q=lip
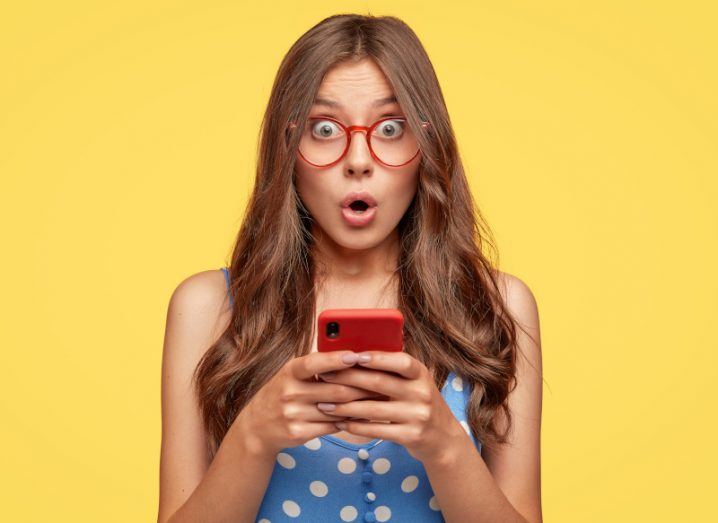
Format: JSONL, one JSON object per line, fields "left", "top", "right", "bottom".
{"left": 341, "top": 190, "right": 378, "bottom": 209}
{"left": 341, "top": 206, "right": 377, "bottom": 227}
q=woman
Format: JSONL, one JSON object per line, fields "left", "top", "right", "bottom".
{"left": 158, "top": 13, "right": 543, "bottom": 523}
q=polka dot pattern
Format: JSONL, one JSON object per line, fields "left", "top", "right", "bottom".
{"left": 248, "top": 370, "right": 474, "bottom": 522}
{"left": 451, "top": 375, "right": 464, "bottom": 391}
{"left": 338, "top": 457, "right": 357, "bottom": 474}
{"left": 375, "top": 505, "right": 392, "bottom": 521}
{"left": 429, "top": 495, "right": 441, "bottom": 511}
{"left": 401, "top": 475, "right": 419, "bottom": 492}
{"left": 309, "top": 480, "right": 328, "bottom": 497}
{"left": 304, "top": 437, "right": 322, "bottom": 451}
{"left": 282, "top": 499, "right": 301, "bottom": 517}
{"left": 340, "top": 505, "right": 358, "bottom": 521}
{"left": 276, "top": 452, "right": 296, "bottom": 469}
{"left": 371, "top": 458, "right": 391, "bottom": 474}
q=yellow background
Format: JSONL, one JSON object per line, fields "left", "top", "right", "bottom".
{"left": 1, "top": 1, "right": 716, "bottom": 521}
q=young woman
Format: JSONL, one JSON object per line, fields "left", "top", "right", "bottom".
{"left": 158, "top": 14, "right": 543, "bottom": 523}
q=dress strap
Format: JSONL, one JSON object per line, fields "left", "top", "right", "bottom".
{"left": 220, "top": 267, "right": 233, "bottom": 305}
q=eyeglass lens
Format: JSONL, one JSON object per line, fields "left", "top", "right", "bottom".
{"left": 298, "top": 118, "right": 419, "bottom": 166}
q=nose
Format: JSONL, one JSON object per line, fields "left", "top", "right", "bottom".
{"left": 344, "top": 129, "right": 373, "bottom": 175}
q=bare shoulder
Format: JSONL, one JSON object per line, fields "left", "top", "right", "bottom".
{"left": 164, "top": 268, "right": 233, "bottom": 361}
{"left": 482, "top": 269, "right": 543, "bottom": 522}
{"left": 157, "top": 268, "right": 233, "bottom": 523}
{"left": 493, "top": 270, "right": 540, "bottom": 326}
{"left": 492, "top": 269, "right": 542, "bottom": 385}
{"left": 170, "top": 268, "right": 232, "bottom": 317}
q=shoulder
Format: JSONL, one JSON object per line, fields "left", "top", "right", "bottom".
{"left": 491, "top": 269, "right": 542, "bottom": 383}
{"left": 493, "top": 270, "right": 540, "bottom": 327}
{"left": 165, "top": 269, "right": 233, "bottom": 359}
{"left": 169, "top": 268, "right": 231, "bottom": 312}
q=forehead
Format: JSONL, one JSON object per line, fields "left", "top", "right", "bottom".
{"left": 313, "top": 59, "right": 398, "bottom": 109}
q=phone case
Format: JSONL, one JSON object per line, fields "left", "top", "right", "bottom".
{"left": 317, "top": 308, "right": 404, "bottom": 353}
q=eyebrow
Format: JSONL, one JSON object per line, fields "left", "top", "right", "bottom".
{"left": 312, "top": 95, "right": 398, "bottom": 108}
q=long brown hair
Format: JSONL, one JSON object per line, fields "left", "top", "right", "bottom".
{"left": 194, "top": 13, "right": 529, "bottom": 460}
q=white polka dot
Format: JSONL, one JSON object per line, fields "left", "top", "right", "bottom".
{"left": 282, "top": 500, "right": 301, "bottom": 517}
{"left": 366, "top": 491, "right": 376, "bottom": 501}
{"left": 460, "top": 420, "right": 471, "bottom": 435}
{"left": 429, "top": 495, "right": 440, "bottom": 511}
{"left": 372, "top": 457, "right": 391, "bottom": 474}
{"left": 276, "top": 452, "right": 296, "bottom": 469}
{"left": 304, "top": 437, "right": 322, "bottom": 450}
{"left": 310, "top": 480, "right": 328, "bottom": 497}
{"left": 340, "top": 505, "right": 358, "bottom": 521}
{"left": 258, "top": 519, "right": 271, "bottom": 523}
{"left": 451, "top": 376, "right": 464, "bottom": 391}
{"left": 401, "top": 475, "right": 419, "bottom": 492}
{"left": 338, "top": 457, "right": 357, "bottom": 474}
{"left": 375, "top": 505, "right": 392, "bottom": 521}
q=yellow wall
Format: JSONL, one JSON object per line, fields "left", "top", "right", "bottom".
{"left": 1, "top": 1, "right": 716, "bottom": 521}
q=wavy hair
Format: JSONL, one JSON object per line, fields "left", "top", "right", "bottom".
{"left": 194, "top": 13, "right": 527, "bottom": 460}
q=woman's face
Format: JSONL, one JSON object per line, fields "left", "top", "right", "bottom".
{"left": 294, "top": 58, "right": 421, "bottom": 252}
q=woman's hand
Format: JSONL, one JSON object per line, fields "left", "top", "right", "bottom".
{"left": 236, "top": 350, "right": 386, "bottom": 458}
{"left": 315, "top": 351, "right": 467, "bottom": 464}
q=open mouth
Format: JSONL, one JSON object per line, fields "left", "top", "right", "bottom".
{"left": 341, "top": 198, "right": 377, "bottom": 226}
{"left": 348, "top": 200, "right": 370, "bottom": 213}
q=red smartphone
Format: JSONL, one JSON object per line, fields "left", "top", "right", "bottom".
{"left": 316, "top": 308, "right": 404, "bottom": 403}
{"left": 317, "top": 308, "right": 404, "bottom": 353}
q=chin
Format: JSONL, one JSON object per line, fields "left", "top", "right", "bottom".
{"left": 327, "top": 225, "right": 386, "bottom": 248}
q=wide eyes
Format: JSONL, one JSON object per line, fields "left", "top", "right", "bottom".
{"left": 375, "top": 119, "right": 405, "bottom": 139}
{"left": 310, "top": 120, "right": 342, "bottom": 139}
{"left": 309, "top": 118, "right": 406, "bottom": 140}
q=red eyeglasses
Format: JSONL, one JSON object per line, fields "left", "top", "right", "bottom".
{"left": 288, "top": 116, "right": 430, "bottom": 168}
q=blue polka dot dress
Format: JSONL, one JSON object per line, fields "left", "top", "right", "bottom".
{"left": 220, "top": 267, "right": 483, "bottom": 522}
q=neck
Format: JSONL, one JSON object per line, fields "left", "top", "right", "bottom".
{"left": 311, "top": 225, "right": 400, "bottom": 285}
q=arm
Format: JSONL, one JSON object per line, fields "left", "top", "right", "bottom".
{"left": 422, "top": 272, "right": 543, "bottom": 523}
{"left": 165, "top": 416, "right": 277, "bottom": 523}
{"left": 157, "top": 270, "right": 276, "bottom": 523}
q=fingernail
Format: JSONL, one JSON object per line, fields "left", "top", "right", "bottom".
{"left": 317, "top": 402, "right": 336, "bottom": 411}
{"left": 319, "top": 372, "right": 336, "bottom": 379}
{"left": 342, "top": 352, "right": 360, "bottom": 364}
{"left": 357, "top": 354, "right": 371, "bottom": 363}
{"left": 335, "top": 421, "right": 348, "bottom": 430}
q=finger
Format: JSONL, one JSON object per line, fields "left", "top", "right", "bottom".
{"left": 333, "top": 419, "right": 405, "bottom": 444}
{"left": 312, "top": 374, "right": 390, "bottom": 400}
{"left": 318, "top": 367, "right": 410, "bottom": 399}
{"left": 292, "top": 350, "right": 365, "bottom": 381}
{"left": 355, "top": 350, "right": 424, "bottom": 380}
{"left": 298, "top": 404, "right": 351, "bottom": 422}
{"left": 304, "top": 381, "right": 387, "bottom": 402}
{"left": 317, "top": 400, "right": 417, "bottom": 423}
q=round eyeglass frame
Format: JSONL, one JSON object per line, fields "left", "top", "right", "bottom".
{"left": 288, "top": 115, "right": 430, "bottom": 168}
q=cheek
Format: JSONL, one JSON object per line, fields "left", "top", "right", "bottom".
{"left": 294, "top": 166, "right": 320, "bottom": 205}
{"left": 294, "top": 165, "right": 337, "bottom": 218}
{"left": 387, "top": 168, "right": 419, "bottom": 210}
